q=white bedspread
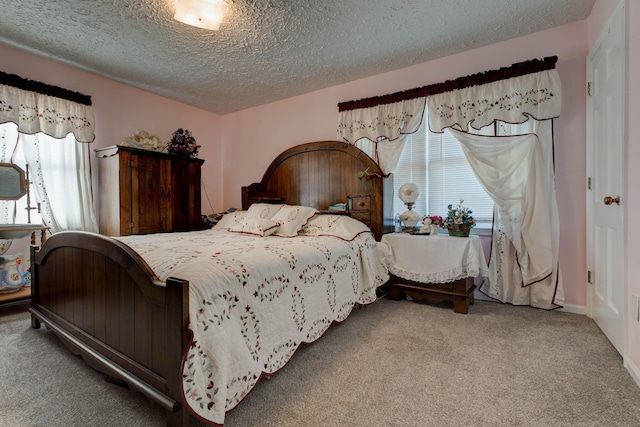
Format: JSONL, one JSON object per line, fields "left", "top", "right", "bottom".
{"left": 116, "top": 218, "right": 388, "bottom": 425}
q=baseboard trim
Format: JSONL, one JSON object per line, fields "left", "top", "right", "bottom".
{"left": 473, "top": 292, "right": 587, "bottom": 315}
{"left": 556, "top": 303, "right": 587, "bottom": 315}
{"left": 624, "top": 357, "right": 640, "bottom": 389}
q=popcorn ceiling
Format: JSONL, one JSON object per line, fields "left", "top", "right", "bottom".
{"left": 0, "top": 0, "right": 594, "bottom": 115}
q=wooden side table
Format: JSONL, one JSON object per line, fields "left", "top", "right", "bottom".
{"left": 381, "top": 233, "right": 488, "bottom": 314}
{"left": 387, "top": 275, "right": 475, "bottom": 314}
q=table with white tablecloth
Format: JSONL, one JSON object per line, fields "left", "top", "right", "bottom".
{"left": 380, "top": 233, "right": 489, "bottom": 313}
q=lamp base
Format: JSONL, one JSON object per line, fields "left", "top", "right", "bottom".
{"left": 400, "top": 209, "right": 421, "bottom": 233}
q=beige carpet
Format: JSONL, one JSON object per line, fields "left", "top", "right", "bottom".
{"left": 2, "top": 298, "right": 639, "bottom": 426}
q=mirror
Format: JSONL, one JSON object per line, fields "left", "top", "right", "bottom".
{"left": 0, "top": 163, "right": 27, "bottom": 200}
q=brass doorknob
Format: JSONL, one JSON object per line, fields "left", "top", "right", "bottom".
{"left": 604, "top": 196, "right": 620, "bottom": 205}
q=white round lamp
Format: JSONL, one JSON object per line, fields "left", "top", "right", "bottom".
{"left": 398, "top": 183, "right": 421, "bottom": 232}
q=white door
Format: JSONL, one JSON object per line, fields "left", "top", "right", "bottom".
{"left": 586, "top": 0, "right": 626, "bottom": 355}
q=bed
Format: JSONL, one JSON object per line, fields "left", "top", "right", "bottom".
{"left": 28, "top": 140, "right": 393, "bottom": 426}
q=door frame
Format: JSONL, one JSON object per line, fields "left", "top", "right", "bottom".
{"left": 585, "top": 0, "right": 628, "bottom": 355}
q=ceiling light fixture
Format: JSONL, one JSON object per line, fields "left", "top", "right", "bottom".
{"left": 173, "top": 0, "right": 228, "bottom": 31}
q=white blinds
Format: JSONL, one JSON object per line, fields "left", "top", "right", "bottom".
{"left": 427, "top": 128, "right": 494, "bottom": 222}
{"left": 391, "top": 127, "right": 427, "bottom": 217}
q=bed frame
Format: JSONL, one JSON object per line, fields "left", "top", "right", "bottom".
{"left": 28, "top": 140, "right": 391, "bottom": 426}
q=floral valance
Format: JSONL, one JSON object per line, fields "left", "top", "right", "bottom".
{"left": 0, "top": 83, "right": 95, "bottom": 142}
{"left": 428, "top": 69, "right": 561, "bottom": 133}
{"left": 337, "top": 97, "right": 425, "bottom": 143}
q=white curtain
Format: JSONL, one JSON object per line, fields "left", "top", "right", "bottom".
{"left": 0, "top": 79, "right": 97, "bottom": 233}
{"left": 424, "top": 68, "right": 564, "bottom": 310}
{"left": 428, "top": 69, "right": 561, "bottom": 133}
{"left": 0, "top": 123, "right": 98, "bottom": 233}
{"left": 449, "top": 120, "right": 563, "bottom": 309}
{"left": 337, "top": 97, "right": 426, "bottom": 174}
{"left": 0, "top": 83, "right": 95, "bottom": 142}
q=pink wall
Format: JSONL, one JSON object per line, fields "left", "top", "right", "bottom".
{"left": 0, "top": 43, "right": 223, "bottom": 259}
{"left": 0, "top": 43, "right": 224, "bottom": 215}
{"left": 222, "top": 21, "right": 589, "bottom": 309}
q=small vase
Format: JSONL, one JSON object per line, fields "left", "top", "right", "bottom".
{"left": 447, "top": 224, "right": 471, "bottom": 237}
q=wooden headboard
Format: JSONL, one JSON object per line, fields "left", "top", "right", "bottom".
{"left": 242, "top": 141, "right": 393, "bottom": 240}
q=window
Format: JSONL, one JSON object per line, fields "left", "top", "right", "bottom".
{"left": 0, "top": 123, "right": 42, "bottom": 226}
{"left": 0, "top": 122, "right": 97, "bottom": 232}
{"left": 392, "top": 110, "right": 495, "bottom": 229}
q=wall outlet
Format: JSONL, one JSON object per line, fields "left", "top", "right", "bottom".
{"left": 633, "top": 294, "right": 640, "bottom": 322}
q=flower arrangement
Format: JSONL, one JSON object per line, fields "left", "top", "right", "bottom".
{"left": 441, "top": 200, "right": 476, "bottom": 230}
{"left": 424, "top": 215, "right": 444, "bottom": 228}
{"left": 166, "top": 128, "right": 200, "bottom": 157}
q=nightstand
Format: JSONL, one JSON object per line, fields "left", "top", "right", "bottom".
{"left": 380, "top": 233, "right": 489, "bottom": 313}
{"left": 347, "top": 194, "right": 372, "bottom": 229}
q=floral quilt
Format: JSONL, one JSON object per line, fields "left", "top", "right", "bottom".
{"left": 116, "top": 216, "right": 388, "bottom": 425}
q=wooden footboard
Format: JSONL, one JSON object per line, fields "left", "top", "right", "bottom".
{"left": 28, "top": 231, "right": 190, "bottom": 426}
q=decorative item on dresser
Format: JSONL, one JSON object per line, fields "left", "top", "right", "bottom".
{"left": 166, "top": 128, "right": 200, "bottom": 158}
{"left": 95, "top": 145, "right": 204, "bottom": 236}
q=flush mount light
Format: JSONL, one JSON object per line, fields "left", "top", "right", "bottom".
{"left": 173, "top": 0, "right": 228, "bottom": 31}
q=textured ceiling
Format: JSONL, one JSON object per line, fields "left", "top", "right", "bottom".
{"left": 0, "top": 0, "right": 595, "bottom": 115}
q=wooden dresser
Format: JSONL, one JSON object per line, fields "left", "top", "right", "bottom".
{"left": 95, "top": 145, "right": 204, "bottom": 236}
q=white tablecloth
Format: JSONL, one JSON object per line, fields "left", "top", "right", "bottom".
{"left": 380, "top": 233, "right": 489, "bottom": 284}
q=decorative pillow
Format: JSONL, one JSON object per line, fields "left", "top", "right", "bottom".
{"left": 245, "top": 203, "right": 284, "bottom": 220}
{"left": 300, "top": 214, "right": 372, "bottom": 241}
{"left": 213, "top": 211, "right": 247, "bottom": 230}
{"left": 229, "top": 217, "right": 280, "bottom": 237}
{"left": 271, "top": 205, "right": 319, "bottom": 237}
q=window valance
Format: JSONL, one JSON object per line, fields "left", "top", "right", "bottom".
{"left": 0, "top": 73, "right": 95, "bottom": 142}
{"left": 428, "top": 69, "right": 561, "bottom": 133}
{"left": 337, "top": 97, "right": 425, "bottom": 144}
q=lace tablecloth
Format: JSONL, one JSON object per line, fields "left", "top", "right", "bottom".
{"left": 380, "top": 233, "right": 489, "bottom": 284}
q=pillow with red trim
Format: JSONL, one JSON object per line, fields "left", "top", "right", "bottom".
{"left": 212, "top": 211, "right": 247, "bottom": 230}
{"left": 271, "top": 205, "right": 319, "bottom": 237}
{"left": 245, "top": 203, "right": 284, "bottom": 220}
{"left": 229, "top": 217, "right": 280, "bottom": 237}
{"left": 300, "top": 214, "right": 371, "bottom": 241}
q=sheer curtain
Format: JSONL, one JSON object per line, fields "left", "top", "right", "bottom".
{"left": 0, "top": 77, "right": 98, "bottom": 234}
{"left": 337, "top": 97, "right": 426, "bottom": 174}
{"left": 450, "top": 120, "right": 563, "bottom": 309}
{"left": 0, "top": 123, "right": 98, "bottom": 233}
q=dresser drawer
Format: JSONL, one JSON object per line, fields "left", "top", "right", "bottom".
{"left": 350, "top": 195, "right": 371, "bottom": 211}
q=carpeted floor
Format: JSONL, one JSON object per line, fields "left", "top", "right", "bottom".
{"left": 2, "top": 298, "right": 640, "bottom": 426}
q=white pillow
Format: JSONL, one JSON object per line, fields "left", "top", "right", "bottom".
{"left": 245, "top": 203, "right": 284, "bottom": 220}
{"left": 229, "top": 217, "right": 280, "bottom": 237}
{"left": 300, "top": 214, "right": 372, "bottom": 241}
{"left": 213, "top": 211, "right": 247, "bottom": 230}
{"left": 271, "top": 205, "right": 319, "bottom": 237}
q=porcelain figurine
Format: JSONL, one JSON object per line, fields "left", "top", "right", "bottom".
{"left": 0, "top": 253, "right": 30, "bottom": 293}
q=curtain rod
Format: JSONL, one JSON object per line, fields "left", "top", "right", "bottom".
{"left": 338, "top": 56, "right": 558, "bottom": 112}
{"left": 0, "top": 70, "right": 92, "bottom": 106}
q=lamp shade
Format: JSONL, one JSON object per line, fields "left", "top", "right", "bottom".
{"left": 398, "top": 183, "right": 419, "bottom": 204}
{"left": 174, "top": 0, "right": 228, "bottom": 30}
